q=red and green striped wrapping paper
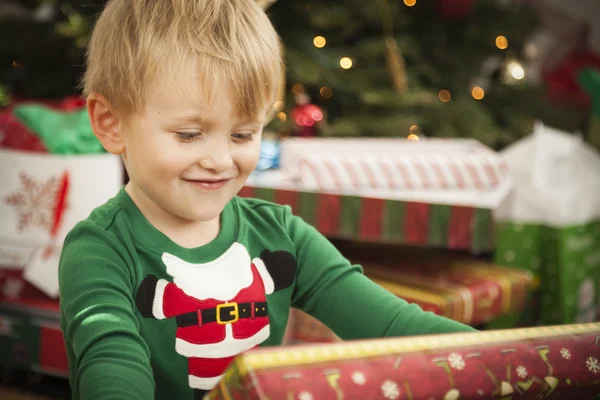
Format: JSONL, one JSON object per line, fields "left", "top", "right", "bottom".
{"left": 239, "top": 186, "right": 494, "bottom": 253}
{"left": 208, "top": 323, "right": 600, "bottom": 400}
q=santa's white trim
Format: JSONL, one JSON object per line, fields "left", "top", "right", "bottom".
{"left": 161, "top": 243, "right": 254, "bottom": 300}
{"left": 188, "top": 374, "right": 224, "bottom": 390}
{"left": 253, "top": 258, "right": 274, "bottom": 295}
{"left": 162, "top": 242, "right": 241, "bottom": 269}
{"left": 176, "top": 324, "right": 270, "bottom": 358}
{"left": 152, "top": 279, "right": 169, "bottom": 320}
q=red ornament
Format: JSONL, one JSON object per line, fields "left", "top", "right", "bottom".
{"left": 291, "top": 93, "right": 323, "bottom": 137}
{"left": 435, "top": 0, "right": 475, "bottom": 19}
{"left": 543, "top": 50, "right": 600, "bottom": 107}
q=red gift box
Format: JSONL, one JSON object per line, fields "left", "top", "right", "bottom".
{"left": 209, "top": 323, "right": 600, "bottom": 399}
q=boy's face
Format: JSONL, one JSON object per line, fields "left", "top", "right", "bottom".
{"left": 121, "top": 75, "right": 264, "bottom": 224}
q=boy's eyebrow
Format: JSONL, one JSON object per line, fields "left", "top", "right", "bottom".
{"left": 168, "top": 113, "right": 264, "bottom": 128}
{"left": 234, "top": 117, "right": 264, "bottom": 128}
{"left": 169, "top": 114, "right": 205, "bottom": 124}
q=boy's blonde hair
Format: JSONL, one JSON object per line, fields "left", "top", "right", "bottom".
{"left": 83, "top": 0, "right": 282, "bottom": 119}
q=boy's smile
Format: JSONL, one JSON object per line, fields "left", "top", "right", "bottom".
{"left": 182, "top": 178, "right": 231, "bottom": 191}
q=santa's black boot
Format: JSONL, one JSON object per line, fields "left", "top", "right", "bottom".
{"left": 194, "top": 389, "right": 209, "bottom": 400}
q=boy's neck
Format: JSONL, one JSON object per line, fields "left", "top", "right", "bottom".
{"left": 125, "top": 182, "right": 220, "bottom": 249}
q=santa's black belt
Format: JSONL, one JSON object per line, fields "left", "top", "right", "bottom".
{"left": 176, "top": 302, "right": 268, "bottom": 327}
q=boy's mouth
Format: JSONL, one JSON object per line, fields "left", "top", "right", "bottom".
{"left": 183, "top": 178, "right": 230, "bottom": 190}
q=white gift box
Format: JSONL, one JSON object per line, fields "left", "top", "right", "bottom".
{"left": 0, "top": 148, "right": 123, "bottom": 297}
{"left": 249, "top": 137, "right": 513, "bottom": 209}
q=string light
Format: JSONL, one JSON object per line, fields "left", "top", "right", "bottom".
{"left": 340, "top": 57, "right": 353, "bottom": 69}
{"left": 311, "top": 109, "right": 324, "bottom": 122}
{"left": 277, "top": 112, "right": 287, "bottom": 122}
{"left": 273, "top": 100, "right": 284, "bottom": 111}
{"left": 508, "top": 61, "right": 525, "bottom": 80}
{"left": 438, "top": 89, "right": 451, "bottom": 103}
{"left": 320, "top": 86, "right": 333, "bottom": 99}
{"left": 292, "top": 83, "right": 305, "bottom": 94}
{"left": 404, "top": 0, "right": 417, "bottom": 6}
{"left": 495, "top": 35, "right": 508, "bottom": 50}
{"left": 407, "top": 134, "right": 420, "bottom": 141}
{"left": 313, "top": 36, "right": 326, "bottom": 48}
{"left": 471, "top": 86, "right": 485, "bottom": 100}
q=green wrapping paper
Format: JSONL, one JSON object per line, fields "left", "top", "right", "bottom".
{"left": 494, "top": 222, "right": 600, "bottom": 327}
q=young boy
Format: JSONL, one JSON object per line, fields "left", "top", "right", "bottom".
{"left": 58, "top": 0, "right": 476, "bottom": 399}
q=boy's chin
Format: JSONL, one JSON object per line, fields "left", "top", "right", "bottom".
{"left": 181, "top": 202, "right": 228, "bottom": 223}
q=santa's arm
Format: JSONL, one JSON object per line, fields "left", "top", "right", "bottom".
{"left": 255, "top": 250, "right": 297, "bottom": 295}
{"left": 135, "top": 275, "right": 197, "bottom": 319}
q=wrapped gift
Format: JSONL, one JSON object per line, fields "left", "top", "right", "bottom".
{"left": 492, "top": 122, "right": 600, "bottom": 327}
{"left": 282, "top": 246, "right": 534, "bottom": 344}
{"left": 0, "top": 269, "right": 67, "bottom": 377}
{"left": 243, "top": 137, "right": 513, "bottom": 253}
{"left": 0, "top": 100, "right": 123, "bottom": 298}
{"left": 365, "top": 262, "right": 533, "bottom": 326}
{"left": 238, "top": 186, "right": 495, "bottom": 253}
{"left": 279, "top": 137, "right": 510, "bottom": 192}
{"left": 208, "top": 322, "right": 600, "bottom": 399}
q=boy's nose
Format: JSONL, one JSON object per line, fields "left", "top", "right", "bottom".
{"left": 197, "top": 138, "right": 234, "bottom": 173}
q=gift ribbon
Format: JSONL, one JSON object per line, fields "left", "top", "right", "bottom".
{"left": 43, "top": 171, "right": 70, "bottom": 260}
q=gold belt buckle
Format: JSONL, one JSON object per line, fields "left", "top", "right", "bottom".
{"left": 216, "top": 302, "right": 239, "bottom": 324}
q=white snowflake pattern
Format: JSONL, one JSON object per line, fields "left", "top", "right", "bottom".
{"left": 447, "top": 352, "right": 466, "bottom": 371}
{"left": 587, "top": 357, "right": 600, "bottom": 375}
{"left": 561, "top": 348, "right": 571, "bottom": 360}
{"left": 380, "top": 380, "right": 400, "bottom": 400}
{"left": 351, "top": 371, "right": 366, "bottom": 385}
{"left": 504, "top": 250, "right": 515, "bottom": 262}
{"left": 4, "top": 173, "right": 61, "bottom": 233}
{"left": 298, "top": 391, "right": 313, "bottom": 400}
{"left": 516, "top": 365, "right": 528, "bottom": 379}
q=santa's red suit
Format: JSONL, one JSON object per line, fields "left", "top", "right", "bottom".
{"left": 149, "top": 243, "right": 275, "bottom": 390}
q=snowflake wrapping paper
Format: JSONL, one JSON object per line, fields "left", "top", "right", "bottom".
{"left": 207, "top": 323, "right": 600, "bottom": 400}
{"left": 0, "top": 148, "right": 123, "bottom": 297}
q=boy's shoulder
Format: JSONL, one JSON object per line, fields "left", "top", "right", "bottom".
{"left": 63, "top": 190, "right": 125, "bottom": 245}
{"left": 235, "top": 195, "right": 288, "bottom": 215}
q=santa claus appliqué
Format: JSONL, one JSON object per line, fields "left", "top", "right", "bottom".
{"left": 135, "top": 243, "right": 296, "bottom": 398}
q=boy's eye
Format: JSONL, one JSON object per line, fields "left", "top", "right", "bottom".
{"left": 231, "top": 133, "right": 254, "bottom": 142}
{"left": 175, "top": 132, "right": 201, "bottom": 142}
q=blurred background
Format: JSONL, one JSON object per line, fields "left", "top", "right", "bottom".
{"left": 1, "top": 0, "right": 599, "bottom": 147}
{"left": 1, "top": 0, "right": 600, "bottom": 398}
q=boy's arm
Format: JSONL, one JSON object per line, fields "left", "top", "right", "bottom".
{"left": 284, "top": 209, "right": 476, "bottom": 339}
{"left": 59, "top": 223, "right": 155, "bottom": 399}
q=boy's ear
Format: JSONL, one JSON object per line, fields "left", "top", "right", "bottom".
{"left": 87, "top": 93, "right": 125, "bottom": 155}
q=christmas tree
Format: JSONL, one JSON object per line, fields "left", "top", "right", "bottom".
{"left": 266, "top": 0, "right": 587, "bottom": 148}
{"left": 0, "top": 0, "right": 588, "bottom": 149}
